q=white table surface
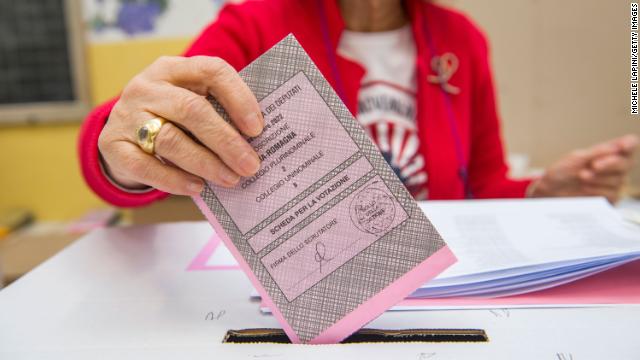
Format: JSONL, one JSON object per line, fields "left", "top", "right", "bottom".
{"left": 0, "top": 221, "right": 638, "bottom": 359}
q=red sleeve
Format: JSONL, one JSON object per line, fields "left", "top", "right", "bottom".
{"left": 466, "top": 25, "right": 532, "bottom": 198}
{"left": 77, "top": 3, "right": 263, "bottom": 207}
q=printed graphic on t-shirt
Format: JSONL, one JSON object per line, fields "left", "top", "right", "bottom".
{"left": 357, "top": 81, "right": 428, "bottom": 200}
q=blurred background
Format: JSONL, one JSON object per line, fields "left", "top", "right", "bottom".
{"left": 0, "top": 0, "right": 638, "bottom": 285}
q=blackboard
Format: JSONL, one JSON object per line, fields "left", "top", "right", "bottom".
{"left": 0, "top": 0, "right": 87, "bottom": 124}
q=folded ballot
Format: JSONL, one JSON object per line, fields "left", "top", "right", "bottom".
{"left": 192, "top": 35, "right": 455, "bottom": 344}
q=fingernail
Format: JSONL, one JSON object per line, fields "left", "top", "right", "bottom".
{"left": 237, "top": 151, "right": 261, "bottom": 175}
{"left": 579, "top": 169, "right": 593, "bottom": 180}
{"left": 187, "top": 180, "right": 204, "bottom": 194}
{"left": 243, "top": 112, "right": 264, "bottom": 137}
{"left": 219, "top": 168, "right": 241, "bottom": 186}
{"left": 623, "top": 134, "right": 640, "bottom": 148}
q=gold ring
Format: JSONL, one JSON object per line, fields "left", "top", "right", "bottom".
{"left": 136, "top": 117, "right": 167, "bottom": 155}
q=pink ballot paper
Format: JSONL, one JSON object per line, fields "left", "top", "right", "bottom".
{"left": 193, "top": 35, "right": 456, "bottom": 344}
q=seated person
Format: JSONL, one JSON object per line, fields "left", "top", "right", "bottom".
{"left": 78, "top": 0, "right": 638, "bottom": 206}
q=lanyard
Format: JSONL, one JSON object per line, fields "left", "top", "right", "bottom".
{"left": 315, "top": 0, "right": 472, "bottom": 199}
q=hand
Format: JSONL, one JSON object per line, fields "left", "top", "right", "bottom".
{"left": 529, "top": 134, "right": 639, "bottom": 203}
{"left": 98, "top": 56, "right": 264, "bottom": 196}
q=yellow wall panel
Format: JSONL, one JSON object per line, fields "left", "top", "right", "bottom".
{"left": 87, "top": 38, "right": 191, "bottom": 104}
{"left": 0, "top": 38, "right": 191, "bottom": 220}
{"left": 0, "top": 123, "right": 102, "bottom": 220}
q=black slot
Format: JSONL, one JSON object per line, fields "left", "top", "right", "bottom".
{"left": 223, "top": 328, "right": 488, "bottom": 344}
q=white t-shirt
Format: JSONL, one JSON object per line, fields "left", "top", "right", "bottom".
{"left": 338, "top": 25, "right": 428, "bottom": 199}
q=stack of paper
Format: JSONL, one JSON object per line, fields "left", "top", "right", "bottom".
{"left": 246, "top": 197, "right": 640, "bottom": 311}
{"left": 409, "top": 197, "right": 640, "bottom": 299}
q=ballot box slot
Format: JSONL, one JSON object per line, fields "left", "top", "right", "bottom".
{"left": 223, "top": 328, "right": 488, "bottom": 344}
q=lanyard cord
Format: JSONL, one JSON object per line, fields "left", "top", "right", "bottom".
{"left": 419, "top": 11, "right": 472, "bottom": 199}
{"left": 316, "top": 0, "right": 472, "bottom": 199}
{"left": 316, "top": 0, "right": 348, "bottom": 103}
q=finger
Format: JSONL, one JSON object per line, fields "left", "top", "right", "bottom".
{"left": 583, "top": 141, "right": 619, "bottom": 160}
{"left": 152, "top": 56, "right": 263, "bottom": 137}
{"left": 137, "top": 86, "right": 261, "bottom": 177}
{"left": 154, "top": 121, "right": 241, "bottom": 187}
{"left": 590, "top": 154, "right": 633, "bottom": 174}
{"left": 114, "top": 141, "right": 204, "bottom": 196}
{"left": 616, "top": 134, "right": 640, "bottom": 155}
{"left": 578, "top": 170, "right": 625, "bottom": 188}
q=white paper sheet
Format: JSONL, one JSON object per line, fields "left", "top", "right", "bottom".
{"left": 420, "top": 197, "right": 640, "bottom": 281}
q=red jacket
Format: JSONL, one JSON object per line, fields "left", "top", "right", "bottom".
{"left": 78, "top": 0, "right": 531, "bottom": 207}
